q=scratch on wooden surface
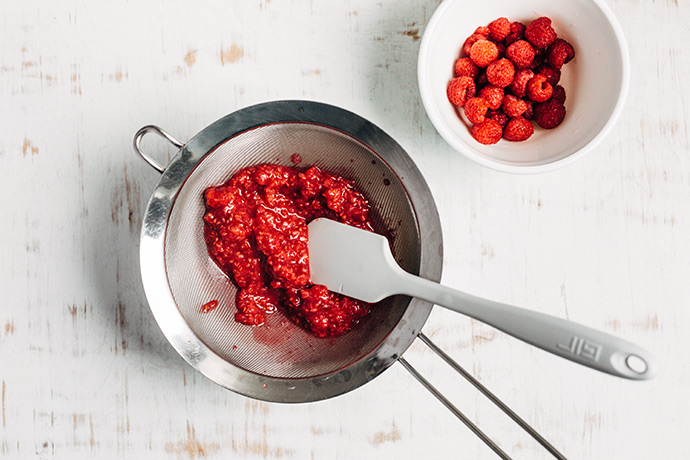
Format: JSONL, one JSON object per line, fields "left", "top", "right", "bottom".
{"left": 22, "top": 138, "right": 38, "bottom": 156}
{"left": 471, "top": 321, "right": 497, "bottom": 350}
{"left": 108, "top": 69, "right": 128, "bottom": 82}
{"left": 114, "top": 302, "right": 128, "bottom": 354}
{"left": 110, "top": 165, "right": 142, "bottom": 231}
{"left": 633, "top": 314, "right": 660, "bottom": 331}
{"left": 2, "top": 381, "right": 5, "bottom": 428}
{"left": 245, "top": 399, "right": 269, "bottom": 416}
{"left": 472, "top": 329, "right": 497, "bottom": 346}
{"left": 221, "top": 44, "right": 244, "bottom": 65}
{"left": 582, "top": 411, "right": 601, "bottom": 442}
{"left": 184, "top": 50, "right": 197, "bottom": 67}
{"left": 301, "top": 69, "right": 322, "bottom": 76}
{"left": 89, "top": 414, "right": 96, "bottom": 449}
{"left": 165, "top": 422, "right": 220, "bottom": 459}
{"left": 480, "top": 243, "right": 495, "bottom": 258}
{"left": 4, "top": 321, "right": 14, "bottom": 336}
{"left": 605, "top": 319, "right": 621, "bottom": 332}
{"left": 370, "top": 423, "right": 401, "bottom": 445}
{"left": 230, "top": 438, "right": 289, "bottom": 458}
{"left": 67, "top": 302, "right": 88, "bottom": 320}
{"left": 400, "top": 23, "right": 420, "bottom": 41}
{"left": 71, "top": 64, "right": 82, "bottom": 95}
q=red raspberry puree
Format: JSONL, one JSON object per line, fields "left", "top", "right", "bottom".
{"left": 203, "top": 164, "right": 374, "bottom": 337}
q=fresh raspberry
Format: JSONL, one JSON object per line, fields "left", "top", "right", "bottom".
{"left": 470, "top": 40, "right": 499, "bottom": 68}
{"left": 447, "top": 76, "right": 476, "bottom": 107}
{"left": 509, "top": 69, "right": 534, "bottom": 98}
{"left": 488, "top": 17, "right": 511, "bottom": 42}
{"left": 486, "top": 58, "right": 515, "bottom": 88}
{"left": 487, "top": 110, "right": 509, "bottom": 128}
{"left": 501, "top": 94, "right": 528, "bottom": 117}
{"left": 525, "top": 17, "right": 557, "bottom": 49}
{"left": 463, "top": 33, "right": 488, "bottom": 56}
{"left": 523, "top": 100, "right": 534, "bottom": 120}
{"left": 546, "top": 38, "right": 575, "bottom": 69}
{"left": 534, "top": 99, "right": 566, "bottom": 129}
{"left": 526, "top": 74, "right": 553, "bottom": 102}
{"left": 536, "top": 65, "right": 561, "bottom": 86}
{"left": 551, "top": 85, "right": 566, "bottom": 104}
{"left": 464, "top": 97, "right": 490, "bottom": 123}
{"left": 503, "top": 116, "right": 534, "bottom": 141}
{"left": 505, "top": 40, "right": 535, "bottom": 69}
{"left": 471, "top": 119, "right": 503, "bottom": 145}
{"left": 454, "top": 57, "right": 480, "bottom": 79}
{"left": 479, "top": 85, "right": 504, "bottom": 110}
{"left": 475, "top": 26, "right": 491, "bottom": 36}
{"left": 505, "top": 21, "right": 526, "bottom": 45}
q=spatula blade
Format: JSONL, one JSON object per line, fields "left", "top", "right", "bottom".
{"left": 307, "top": 218, "right": 400, "bottom": 303}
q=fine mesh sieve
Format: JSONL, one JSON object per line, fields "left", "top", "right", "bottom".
{"left": 136, "top": 101, "right": 443, "bottom": 403}
{"left": 165, "top": 122, "right": 421, "bottom": 379}
{"left": 135, "top": 101, "right": 570, "bottom": 459}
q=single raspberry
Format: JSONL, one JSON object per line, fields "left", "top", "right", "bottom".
{"left": 505, "top": 40, "right": 535, "bottom": 69}
{"left": 536, "top": 65, "right": 561, "bottom": 86}
{"left": 486, "top": 58, "right": 515, "bottom": 88}
{"left": 546, "top": 38, "right": 575, "bottom": 69}
{"left": 464, "top": 97, "right": 490, "bottom": 123}
{"left": 503, "top": 116, "right": 534, "bottom": 141}
{"left": 525, "top": 17, "right": 557, "bottom": 49}
{"left": 523, "top": 100, "right": 534, "bottom": 120}
{"left": 479, "top": 85, "right": 504, "bottom": 110}
{"left": 447, "top": 76, "right": 476, "bottom": 107}
{"left": 487, "top": 110, "right": 508, "bottom": 128}
{"left": 454, "top": 57, "right": 480, "bottom": 79}
{"left": 470, "top": 40, "right": 499, "bottom": 68}
{"left": 471, "top": 119, "right": 503, "bottom": 145}
{"left": 534, "top": 99, "right": 566, "bottom": 129}
{"left": 551, "top": 85, "right": 566, "bottom": 104}
{"left": 501, "top": 94, "right": 528, "bottom": 117}
{"left": 488, "top": 17, "right": 511, "bottom": 42}
{"left": 505, "top": 21, "right": 526, "bottom": 45}
{"left": 526, "top": 74, "right": 553, "bottom": 102}
{"left": 463, "top": 33, "right": 488, "bottom": 56}
{"left": 475, "top": 26, "right": 491, "bottom": 36}
{"left": 509, "top": 69, "right": 535, "bottom": 98}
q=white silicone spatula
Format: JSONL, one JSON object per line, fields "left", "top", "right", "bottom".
{"left": 307, "top": 218, "right": 656, "bottom": 380}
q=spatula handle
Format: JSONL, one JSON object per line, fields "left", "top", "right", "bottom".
{"left": 396, "top": 272, "right": 656, "bottom": 380}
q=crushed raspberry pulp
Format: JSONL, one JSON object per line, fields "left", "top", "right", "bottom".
{"left": 203, "top": 164, "right": 374, "bottom": 337}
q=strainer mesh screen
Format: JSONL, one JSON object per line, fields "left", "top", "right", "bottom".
{"left": 165, "top": 123, "right": 421, "bottom": 378}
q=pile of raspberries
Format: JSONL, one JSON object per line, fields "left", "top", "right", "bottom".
{"left": 446, "top": 17, "right": 575, "bottom": 145}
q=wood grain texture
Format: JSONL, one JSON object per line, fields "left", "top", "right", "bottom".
{"left": 0, "top": 0, "right": 688, "bottom": 458}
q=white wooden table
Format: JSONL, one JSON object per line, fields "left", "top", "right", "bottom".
{"left": 1, "top": 1, "right": 687, "bottom": 458}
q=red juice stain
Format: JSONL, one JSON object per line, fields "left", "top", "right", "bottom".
{"left": 290, "top": 153, "right": 302, "bottom": 164}
{"left": 383, "top": 178, "right": 390, "bottom": 186}
{"left": 201, "top": 300, "right": 218, "bottom": 313}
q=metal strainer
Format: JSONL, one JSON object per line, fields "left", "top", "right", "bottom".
{"left": 134, "top": 101, "right": 565, "bottom": 459}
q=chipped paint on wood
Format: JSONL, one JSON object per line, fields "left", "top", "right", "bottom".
{"left": 220, "top": 44, "right": 244, "bottom": 65}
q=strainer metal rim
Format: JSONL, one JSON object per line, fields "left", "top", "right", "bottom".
{"left": 138, "top": 100, "right": 443, "bottom": 403}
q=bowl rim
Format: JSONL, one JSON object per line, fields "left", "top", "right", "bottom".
{"left": 417, "top": 0, "right": 630, "bottom": 174}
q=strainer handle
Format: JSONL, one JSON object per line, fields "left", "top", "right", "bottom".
{"left": 399, "top": 333, "right": 567, "bottom": 459}
{"left": 133, "top": 125, "right": 185, "bottom": 173}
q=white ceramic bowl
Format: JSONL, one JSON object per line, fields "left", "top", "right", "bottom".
{"left": 418, "top": 0, "right": 629, "bottom": 174}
